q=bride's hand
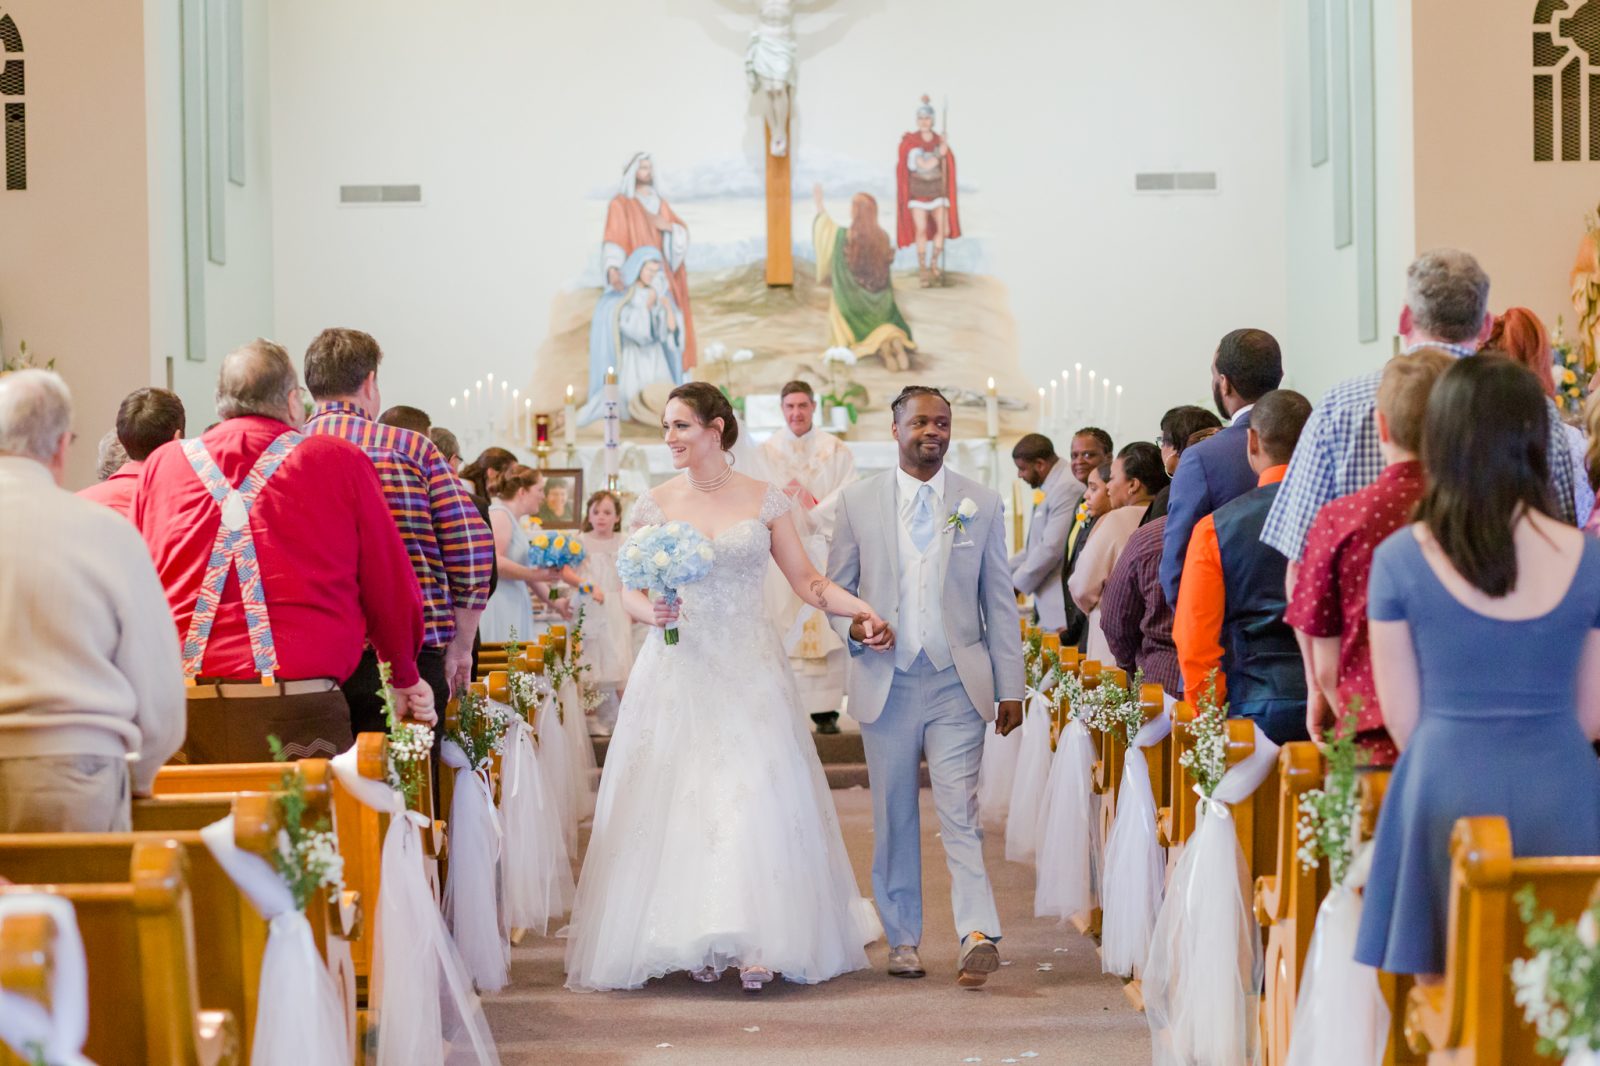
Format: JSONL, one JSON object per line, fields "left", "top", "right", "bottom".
{"left": 652, "top": 596, "right": 681, "bottom": 628}
{"left": 850, "top": 611, "right": 895, "bottom": 652}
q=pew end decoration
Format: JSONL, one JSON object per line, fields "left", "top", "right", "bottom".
{"left": 441, "top": 687, "right": 514, "bottom": 993}
{"left": 617, "top": 521, "right": 715, "bottom": 646}
{"left": 1406, "top": 815, "right": 1600, "bottom": 1065}
{"left": 1144, "top": 672, "right": 1267, "bottom": 1066}
{"left": 0, "top": 895, "right": 90, "bottom": 1066}
{"left": 1005, "top": 634, "right": 1065, "bottom": 866}
{"left": 377, "top": 661, "right": 434, "bottom": 810}
{"left": 1033, "top": 655, "right": 1104, "bottom": 928}
{"left": 1099, "top": 677, "right": 1173, "bottom": 982}
{"left": 492, "top": 660, "right": 576, "bottom": 939}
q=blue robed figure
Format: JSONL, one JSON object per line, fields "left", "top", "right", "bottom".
{"left": 579, "top": 246, "right": 685, "bottom": 424}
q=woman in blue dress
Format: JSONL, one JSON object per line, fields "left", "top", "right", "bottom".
{"left": 1356, "top": 355, "right": 1600, "bottom": 977}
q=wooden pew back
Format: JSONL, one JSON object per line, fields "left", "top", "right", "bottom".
{"left": 0, "top": 840, "right": 239, "bottom": 1066}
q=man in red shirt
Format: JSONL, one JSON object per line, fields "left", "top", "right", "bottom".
{"left": 135, "top": 339, "right": 433, "bottom": 762}
{"left": 77, "top": 387, "right": 185, "bottom": 519}
{"left": 1285, "top": 350, "right": 1454, "bottom": 765}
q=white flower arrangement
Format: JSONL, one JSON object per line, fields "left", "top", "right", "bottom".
{"left": 448, "top": 686, "right": 512, "bottom": 772}
{"left": 265, "top": 735, "right": 347, "bottom": 911}
{"left": 1296, "top": 698, "right": 1364, "bottom": 883}
{"left": 823, "top": 346, "right": 858, "bottom": 366}
{"left": 1085, "top": 670, "right": 1146, "bottom": 745}
{"left": 377, "top": 659, "right": 434, "bottom": 806}
{"left": 702, "top": 342, "right": 728, "bottom": 364}
{"left": 944, "top": 497, "right": 979, "bottom": 534}
{"left": 1179, "top": 671, "right": 1228, "bottom": 798}
{"left": 1513, "top": 885, "right": 1600, "bottom": 1058}
{"left": 731, "top": 347, "right": 755, "bottom": 363}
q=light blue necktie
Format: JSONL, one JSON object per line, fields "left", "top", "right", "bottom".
{"left": 911, "top": 483, "right": 936, "bottom": 553}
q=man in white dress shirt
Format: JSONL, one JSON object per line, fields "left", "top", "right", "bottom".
{"left": 1008, "top": 433, "right": 1082, "bottom": 632}
{"left": 760, "top": 381, "right": 858, "bottom": 733}
{"left": 829, "top": 386, "right": 1024, "bottom": 987}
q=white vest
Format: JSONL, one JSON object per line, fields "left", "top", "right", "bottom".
{"left": 895, "top": 479, "right": 953, "bottom": 672}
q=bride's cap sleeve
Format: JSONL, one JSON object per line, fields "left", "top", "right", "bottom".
{"left": 630, "top": 491, "right": 665, "bottom": 532}
{"left": 759, "top": 482, "right": 793, "bottom": 527}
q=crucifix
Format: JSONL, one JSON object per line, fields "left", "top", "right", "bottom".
{"left": 749, "top": 0, "right": 797, "bottom": 286}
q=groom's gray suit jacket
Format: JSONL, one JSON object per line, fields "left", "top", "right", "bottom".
{"left": 827, "top": 468, "right": 1025, "bottom": 724}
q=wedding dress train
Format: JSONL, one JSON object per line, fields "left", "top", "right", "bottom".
{"left": 564, "top": 485, "right": 881, "bottom": 991}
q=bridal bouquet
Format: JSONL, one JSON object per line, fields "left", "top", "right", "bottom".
{"left": 617, "top": 521, "right": 714, "bottom": 646}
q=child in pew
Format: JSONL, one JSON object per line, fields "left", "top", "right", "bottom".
{"left": 1172, "top": 388, "right": 1314, "bottom": 745}
{"left": 1355, "top": 355, "right": 1600, "bottom": 979}
{"left": 1285, "top": 349, "right": 1454, "bottom": 767}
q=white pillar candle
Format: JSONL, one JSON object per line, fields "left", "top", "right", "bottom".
{"left": 462, "top": 388, "right": 471, "bottom": 420}
{"left": 1102, "top": 378, "right": 1111, "bottom": 425}
{"left": 1060, "top": 369, "right": 1071, "bottom": 418}
{"left": 1075, "top": 363, "right": 1083, "bottom": 408}
{"left": 1036, "top": 387, "right": 1046, "bottom": 431}
{"left": 564, "top": 385, "right": 577, "bottom": 446}
{"left": 1115, "top": 384, "right": 1124, "bottom": 438}
{"left": 501, "top": 380, "right": 510, "bottom": 429}
{"left": 525, "top": 397, "right": 533, "bottom": 446}
{"left": 985, "top": 377, "right": 999, "bottom": 438}
{"left": 1087, "top": 370, "right": 1097, "bottom": 420}
{"left": 1049, "top": 379, "right": 1058, "bottom": 427}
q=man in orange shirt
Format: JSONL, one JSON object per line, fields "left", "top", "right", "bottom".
{"left": 1172, "top": 389, "right": 1313, "bottom": 744}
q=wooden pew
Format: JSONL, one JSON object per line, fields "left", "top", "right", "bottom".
{"left": 0, "top": 839, "right": 239, "bottom": 1066}
{"left": 1355, "top": 771, "right": 1422, "bottom": 1066}
{"left": 1398, "top": 815, "right": 1599, "bottom": 1066}
{"left": 1254, "top": 742, "right": 1330, "bottom": 1066}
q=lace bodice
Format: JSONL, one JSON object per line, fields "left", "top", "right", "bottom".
{"left": 631, "top": 483, "right": 792, "bottom": 628}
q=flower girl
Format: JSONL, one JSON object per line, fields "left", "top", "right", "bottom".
{"left": 577, "top": 491, "right": 633, "bottom": 734}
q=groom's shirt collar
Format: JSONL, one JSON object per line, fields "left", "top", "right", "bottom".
{"left": 895, "top": 464, "right": 947, "bottom": 516}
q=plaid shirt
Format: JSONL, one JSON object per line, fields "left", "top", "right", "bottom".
{"left": 304, "top": 402, "right": 493, "bottom": 648}
{"left": 1261, "top": 346, "right": 1578, "bottom": 561}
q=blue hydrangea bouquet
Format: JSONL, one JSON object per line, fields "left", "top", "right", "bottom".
{"left": 617, "top": 521, "right": 715, "bottom": 646}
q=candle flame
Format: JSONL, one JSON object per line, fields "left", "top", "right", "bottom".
{"left": 986, "top": 376, "right": 995, "bottom": 390}
{"left": 1037, "top": 387, "right": 1045, "bottom": 397}
{"left": 1116, "top": 385, "right": 1124, "bottom": 394}
{"left": 462, "top": 389, "right": 470, "bottom": 399}
{"left": 525, "top": 398, "right": 532, "bottom": 409}
{"left": 475, "top": 379, "right": 483, "bottom": 389}
{"left": 1075, "top": 362, "right": 1082, "bottom": 371}
{"left": 1060, "top": 370, "right": 1069, "bottom": 381}
{"left": 566, "top": 384, "right": 575, "bottom": 400}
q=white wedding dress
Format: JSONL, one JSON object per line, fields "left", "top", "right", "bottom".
{"left": 564, "top": 484, "right": 881, "bottom": 991}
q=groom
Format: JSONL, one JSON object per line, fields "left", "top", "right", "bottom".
{"left": 828, "top": 386, "right": 1024, "bottom": 987}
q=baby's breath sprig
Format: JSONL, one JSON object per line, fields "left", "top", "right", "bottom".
{"left": 1296, "top": 697, "right": 1364, "bottom": 883}
{"left": 1513, "top": 884, "right": 1600, "bottom": 1057}
{"left": 447, "top": 685, "right": 511, "bottom": 772}
{"left": 1179, "top": 670, "right": 1227, "bottom": 798}
{"left": 264, "top": 734, "right": 345, "bottom": 911}
{"left": 377, "top": 659, "right": 433, "bottom": 807}
{"left": 1089, "top": 669, "right": 1148, "bottom": 745}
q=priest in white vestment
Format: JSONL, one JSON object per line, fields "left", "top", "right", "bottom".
{"left": 760, "top": 381, "right": 858, "bottom": 733}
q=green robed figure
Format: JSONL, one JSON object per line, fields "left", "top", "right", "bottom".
{"left": 812, "top": 184, "right": 916, "bottom": 372}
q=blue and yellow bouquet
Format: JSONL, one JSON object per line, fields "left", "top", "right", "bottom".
{"left": 617, "top": 521, "right": 715, "bottom": 646}
{"left": 527, "top": 530, "right": 585, "bottom": 570}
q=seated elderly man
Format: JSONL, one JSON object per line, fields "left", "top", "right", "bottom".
{"left": 135, "top": 339, "right": 434, "bottom": 762}
{"left": 0, "top": 370, "right": 185, "bottom": 831}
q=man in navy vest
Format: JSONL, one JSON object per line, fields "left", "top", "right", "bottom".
{"left": 1172, "top": 389, "right": 1313, "bottom": 745}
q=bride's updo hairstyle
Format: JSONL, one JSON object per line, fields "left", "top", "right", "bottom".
{"left": 667, "top": 381, "right": 739, "bottom": 451}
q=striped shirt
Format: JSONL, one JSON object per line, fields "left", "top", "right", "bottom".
{"left": 305, "top": 402, "right": 493, "bottom": 648}
{"left": 1261, "top": 346, "right": 1578, "bottom": 562}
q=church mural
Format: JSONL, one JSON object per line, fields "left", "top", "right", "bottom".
{"left": 533, "top": 94, "right": 1032, "bottom": 441}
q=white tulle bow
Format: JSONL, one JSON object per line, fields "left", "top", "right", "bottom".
{"left": 0, "top": 894, "right": 94, "bottom": 1066}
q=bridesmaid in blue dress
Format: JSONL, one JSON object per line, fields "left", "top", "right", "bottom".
{"left": 1356, "top": 355, "right": 1600, "bottom": 977}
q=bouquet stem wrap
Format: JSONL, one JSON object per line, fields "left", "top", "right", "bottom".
{"left": 662, "top": 589, "right": 681, "bottom": 645}
{"left": 1284, "top": 841, "right": 1389, "bottom": 1066}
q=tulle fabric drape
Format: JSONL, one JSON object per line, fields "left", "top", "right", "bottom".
{"left": 0, "top": 894, "right": 94, "bottom": 1066}
{"left": 1144, "top": 726, "right": 1279, "bottom": 1066}
{"left": 1284, "top": 842, "right": 1389, "bottom": 1066}
{"left": 1033, "top": 719, "right": 1100, "bottom": 922}
{"left": 534, "top": 691, "right": 578, "bottom": 857}
{"left": 440, "top": 740, "right": 509, "bottom": 993}
{"left": 978, "top": 717, "right": 1022, "bottom": 826}
{"left": 558, "top": 678, "right": 597, "bottom": 823}
{"left": 497, "top": 715, "right": 574, "bottom": 936}
{"left": 1005, "top": 693, "right": 1055, "bottom": 863}
{"left": 1099, "top": 707, "right": 1173, "bottom": 978}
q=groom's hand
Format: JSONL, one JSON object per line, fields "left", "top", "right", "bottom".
{"left": 850, "top": 612, "right": 895, "bottom": 651}
{"left": 995, "top": 700, "right": 1023, "bottom": 737}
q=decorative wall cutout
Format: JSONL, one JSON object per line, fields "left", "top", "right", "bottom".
{"left": 1534, "top": 0, "right": 1600, "bottom": 161}
{"left": 1, "top": 11, "right": 23, "bottom": 191}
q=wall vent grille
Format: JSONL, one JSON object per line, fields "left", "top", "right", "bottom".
{"left": 339, "top": 184, "right": 423, "bottom": 204}
{"left": 1133, "top": 171, "right": 1218, "bottom": 193}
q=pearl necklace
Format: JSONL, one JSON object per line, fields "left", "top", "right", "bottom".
{"left": 687, "top": 463, "right": 734, "bottom": 492}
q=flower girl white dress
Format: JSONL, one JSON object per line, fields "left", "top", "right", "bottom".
{"left": 563, "top": 485, "right": 881, "bottom": 991}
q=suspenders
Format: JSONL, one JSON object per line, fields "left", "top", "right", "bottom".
{"left": 179, "top": 432, "right": 302, "bottom": 682}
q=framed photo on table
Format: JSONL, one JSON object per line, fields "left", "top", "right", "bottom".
{"left": 536, "top": 468, "right": 584, "bottom": 531}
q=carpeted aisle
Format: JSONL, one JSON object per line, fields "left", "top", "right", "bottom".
{"left": 481, "top": 786, "right": 1152, "bottom": 1065}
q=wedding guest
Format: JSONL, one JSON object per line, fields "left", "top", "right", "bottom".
{"left": 0, "top": 371, "right": 184, "bottom": 831}
{"left": 429, "top": 426, "right": 463, "bottom": 473}
{"left": 1587, "top": 393, "right": 1600, "bottom": 537}
{"left": 1173, "top": 389, "right": 1312, "bottom": 744}
{"left": 1070, "top": 442, "right": 1168, "bottom": 665}
{"left": 1482, "top": 306, "right": 1594, "bottom": 526}
{"left": 135, "top": 339, "right": 432, "bottom": 762}
{"left": 429, "top": 424, "right": 499, "bottom": 674}
{"left": 576, "top": 490, "right": 630, "bottom": 735}
{"left": 378, "top": 404, "right": 431, "bottom": 435}
{"left": 1060, "top": 459, "right": 1114, "bottom": 653}
{"left": 1264, "top": 250, "right": 1578, "bottom": 584}
{"left": 1143, "top": 405, "right": 1222, "bottom": 525}
{"left": 1100, "top": 512, "right": 1180, "bottom": 699}
{"left": 1356, "top": 355, "right": 1600, "bottom": 979}
{"left": 1058, "top": 427, "right": 1113, "bottom": 647}
{"left": 1009, "top": 432, "right": 1082, "bottom": 634}
{"left": 1285, "top": 351, "right": 1453, "bottom": 765}
{"left": 93, "top": 431, "right": 127, "bottom": 482}
{"left": 1160, "top": 327, "right": 1284, "bottom": 606}
{"left": 461, "top": 446, "right": 517, "bottom": 499}
{"left": 302, "top": 328, "right": 494, "bottom": 728}
{"left": 480, "top": 465, "right": 562, "bottom": 643}
{"left": 78, "top": 386, "right": 186, "bottom": 519}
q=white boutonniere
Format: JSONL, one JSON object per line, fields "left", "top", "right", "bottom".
{"left": 944, "top": 497, "right": 979, "bottom": 534}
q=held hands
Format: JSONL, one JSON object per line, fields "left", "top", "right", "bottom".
{"left": 397, "top": 679, "right": 437, "bottom": 727}
{"left": 849, "top": 611, "right": 896, "bottom": 652}
{"left": 995, "top": 699, "right": 1022, "bottom": 737}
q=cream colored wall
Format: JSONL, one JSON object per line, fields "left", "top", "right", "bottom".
{"left": 1283, "top": 0, "right": 1415, "bottom": 402}
{"left": 1412, "top": 0, "right": 1596, "bottom": 342}
{"left": 265, "top": 0, "right": 1288, "bottom": 448}
{"left": 0, "top": 0, "right": 153, "bottom": 488}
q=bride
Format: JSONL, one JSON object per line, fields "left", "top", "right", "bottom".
{"left": 564, "top": 382, "right": 889, "bottom": 993}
